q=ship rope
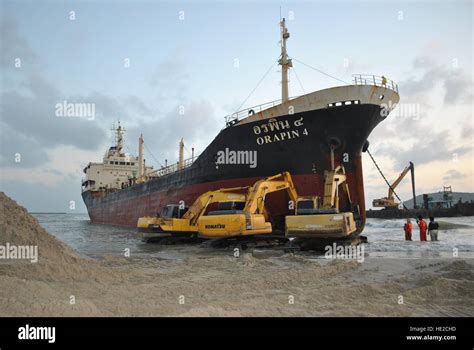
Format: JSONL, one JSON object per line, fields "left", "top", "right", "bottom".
{"left": 291, "top": 65, "right": 306, "bottom": 95}
{"left": 144, "top": 142, "right": 165, "bottom": 168}
{"left": 291, "top": 65, "right": 312, "bottom": 107}
{"left": 234, "top": 57, "right": 279, "bottom": 114}
{"left": 290, "top": 57, "right": 350, "bottom": 85}
{"left": 366, "top": 149, "right": 410, "bottom": 211}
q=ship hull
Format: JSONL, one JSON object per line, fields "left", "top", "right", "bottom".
{"left": 82, "top": 103, "right": 385, "bottom": 232}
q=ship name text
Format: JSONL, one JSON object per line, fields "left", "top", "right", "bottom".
{"left": 253, "top": 117, "right": 308, "bottom": 145}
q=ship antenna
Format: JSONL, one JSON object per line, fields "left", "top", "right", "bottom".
{"left": 279, "top": 18, "right": 292, "bottom": 103}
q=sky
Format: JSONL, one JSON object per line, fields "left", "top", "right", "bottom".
{"left": 0, "top": 0, "right": 472, "bottom": 213}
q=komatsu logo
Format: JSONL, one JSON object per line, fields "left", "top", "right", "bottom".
{"left": 205, "top": 224, "right": 225, "bottom": 229}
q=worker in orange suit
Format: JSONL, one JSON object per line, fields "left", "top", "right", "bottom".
{"left": 404, "top": 218, "right": 412, "bottom": 241}
{"left": 416, "top": 215, "right": 427, "bottom": 241}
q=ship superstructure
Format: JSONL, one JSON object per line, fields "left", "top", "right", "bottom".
{"left": 82, "top": 123, "right": 154, "bottom": 193}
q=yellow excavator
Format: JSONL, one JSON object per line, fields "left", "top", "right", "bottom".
{"left": 372, "top": 161, "right": 416, "bottom": 209}
{"left": 285, "top": 165, "right": 358, "bottom": 238}
{"left": 197, "top": 169, "right": 358, "bottom": 239}
{"left": 197, "top": 172, "right": 301, "bottom": 238}
{"left": 137, "top": 187, "right": 248, "bottom": 240}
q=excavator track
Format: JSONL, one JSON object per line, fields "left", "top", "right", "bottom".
{"left": 201, "top": 234, "right": 289, "bottom": 250}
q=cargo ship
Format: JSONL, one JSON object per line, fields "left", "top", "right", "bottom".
{"left": 81, "top": 19, "right": 400, "bottom": 232}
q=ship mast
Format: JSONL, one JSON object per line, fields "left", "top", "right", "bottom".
{"left": 138, "top": 133, "right": 144, "bottom": 182}
{"left": 115, "top": 121, "right": 125, "bottom": 155}
{"left": 279, "top": 18, "right": 292, "bottom": 103}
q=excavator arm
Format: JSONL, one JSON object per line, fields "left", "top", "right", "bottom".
{"left": 387, "top": 162, "right": 414, "bottom": 199}
{"left": 322, "top": 165, "right": 349, "bottom": 209}
{"left": 183, "top": 187, "right": 249, "bottom": 224}
{"left": 243, "top": 172, "right": 299, "bottom": 214}
{"left": 373, "top": 161, "right": 416, "bottom": 209}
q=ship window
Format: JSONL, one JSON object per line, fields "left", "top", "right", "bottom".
{"left": 335, "top": 102, "right": 342, "bottom": 106}
{"left": 354, "top": 100, "right": 360, "bottom": 104}
{"left": 120, "top": 162, "right": 125, "bottom": 165}
{"left": 328, "top": 103, "right": 333, "bottom": 107}
{"left": 345, "top": 101, "right": 352, "bottom": 105}
{"left": 379, "top": 94, "right": 384, "bottom": 100}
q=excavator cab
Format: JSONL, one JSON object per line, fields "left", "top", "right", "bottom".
{"left": 285, "top": 166, "right": 357, "bottom": 238}
{"left": 159, "top": 204, "right": 190, "bottom": 219}
{"left": 209, "top": 201, "right": 246, "bottom": 214}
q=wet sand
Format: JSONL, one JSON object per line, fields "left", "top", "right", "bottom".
{"left": 1, "top": 192, "right": 473, "bottom": 317}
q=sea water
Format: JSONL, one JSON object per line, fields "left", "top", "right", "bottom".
{"left": 32, "top": 213, "right": 474, "bottom": 260}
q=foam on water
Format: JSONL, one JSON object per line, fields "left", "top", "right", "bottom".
{"left": 363, "top": 216, "right": 474, "bottom": 259}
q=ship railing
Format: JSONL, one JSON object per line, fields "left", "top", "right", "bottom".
{"left": 352, "top": 74, "right": 399, "bottom": 93}
{"left": 146, "top": 155, "right": 197, "bottom": 178}
{"left": 224, "top": 96, "right": 300, "bottom": 126}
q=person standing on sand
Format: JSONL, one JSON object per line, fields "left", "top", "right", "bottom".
{"left": 404, "top": 218, "right": 412, "bottom": 241}
{"left": 416, "top": 215, "right": 428, "bottom": 241}
{"left": 428, "top": 216, "right": 439, "bottom": 241}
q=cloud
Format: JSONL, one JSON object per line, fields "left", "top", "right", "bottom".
{"left": 0, "top": 19, "right": 37, "bottom": 68}
{"left": 0, "top": 74, "right": 107, "bottom": 164}
{"left": 149, "top": 51, "right": 190, "bottom": 104}
{"left": 0, "top": 19, "right": 220, "bottom": 178}
{"left": 400, "top": 55, "right": 473, "bottom": 105}
{"left": 125, "top": 100, "right": 219, "bottom": 166}
{"left": 374, "top": 129, "right": 471, "bottom": 169}
{"left": 461, "top": 125, "right": 473, "bottom": 139}
{"left": 442, "top": 169, "right": 466, "bottom": 182}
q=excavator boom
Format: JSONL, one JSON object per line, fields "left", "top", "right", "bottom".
{"left": 243, "top": 172, "right": 299, "bottom": 215}
{"left": 373, "top": 161, "right": 416, "bottom": 209}
{"left": 388, "top": 162, "right": 414, "bottom": 198}
{"left": 183, "top": 186, "right": 249, "bottom": 224}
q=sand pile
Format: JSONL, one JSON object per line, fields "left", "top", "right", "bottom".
{"left": 0, "top": 192, "right": 81, "bottom": 263}
{"left": 0, "top": 192, "right": 118, "bottom": 282}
